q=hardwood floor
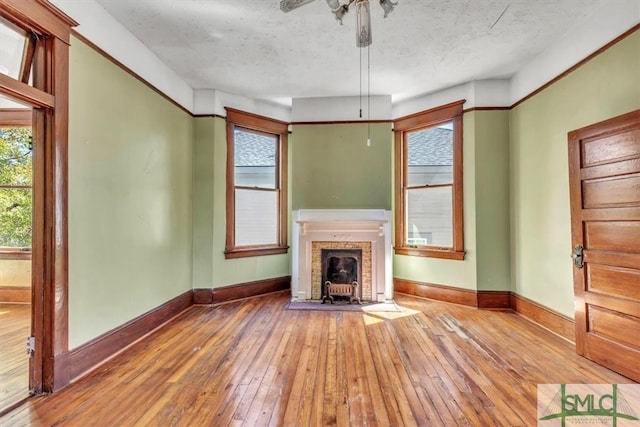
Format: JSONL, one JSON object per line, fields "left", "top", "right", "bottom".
{"left": 0, "top": 303, "right": 30, "bottom": 415}
{"left": 1, "top": 292, "right": 634, "bottom": 426}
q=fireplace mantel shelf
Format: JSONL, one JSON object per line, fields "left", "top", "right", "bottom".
{"left": 296, "top": 219, "right": 389, "bottom": 224}
{"left": 294, "top": 209, "right": 389, "bottom": 222}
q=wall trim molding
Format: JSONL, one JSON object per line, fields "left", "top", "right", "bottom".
{"left": 394, "top": 279, "right": 478, "bottom": 307}
{"left": 463, "top": 107, "right": 510, "bottom": 113}
{"left": 193, "top": 288, "right": 214, "bottom": 305}
{"left": 193, "top": 114, "right": 225, "bottom": 119}
{"left": 477, "top": 290, "right": 512, "bottom": 309}
{"left": 67, "top": 290, "right": 193, "bottom": 381}
{"left": 394, "top": 279, "right": 512, "bottom": 309}
{"left": 511, "top": 293, "right": 575, "bottom": 343}
{"left": 194, "top": 276, "right": 292, "bottom": 305}
{"left": 0, "top": 286, "right": 30, "bottom": 303}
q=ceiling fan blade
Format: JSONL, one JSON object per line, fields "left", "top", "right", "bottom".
{"left": 280, "top": 0, "right": 316, "bottom": 13}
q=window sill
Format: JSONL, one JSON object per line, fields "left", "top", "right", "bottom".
{"left": 394, "top": 247, "right": 465, "bottom": 260}
{"left": 224, "top": 245, "right": 289, "bottom": 259}
{"left": 0, "top": 249, "right": 32, "bottom": 260}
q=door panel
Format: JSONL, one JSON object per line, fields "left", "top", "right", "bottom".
{"left": 569, "top": 109, "right": 640, "bottom": 382}
{"left": 586, "top": 334, "right": 640, "bottom": 380}
{"left": 586, "top": 250, "right": 640, "bottom": 270}
{"left": 583, "top": 175, "right": 640, "bottom": 208}
{"left": 584, "top": 221, "right": 640, "bottom": 252}
{"left": 582, "top": 159, "right": 640, "bottom": 181}
{"left": 588, "top": 305, "right": 640, "bottom": 349}
{"left": 582, "top": 128, "right": 640, "bottom": 165}
{"left": 587, "top": 264, "right": 640, "bottom": 302}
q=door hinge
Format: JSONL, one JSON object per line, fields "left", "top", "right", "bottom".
{"left": 26, "top": 336, "right": 35, "bottom": 356}
{"left": 572, "top": 245, "right": 584, "bottom": 269}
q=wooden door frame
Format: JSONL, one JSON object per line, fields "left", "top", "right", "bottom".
{"left": 568, "top": 109, "right": 640, "bottom": 377}
{"left": 0, "top": 0, "right": 76, "bottom": 393}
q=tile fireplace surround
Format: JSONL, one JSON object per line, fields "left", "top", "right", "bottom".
{"left": 291, "top": 209, "right": 393, "bottom": 302}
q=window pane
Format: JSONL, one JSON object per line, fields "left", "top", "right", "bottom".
{"left": 406, "top": 186, "right": 452, "bottom": 247}
{"left": 0, "top": 188, "right": 31, "bottom": 247}
{"left": 0, "top": 127, "right": 32, "bottom": 248}
{"left": 235, "top": 188, "right": 278, "bottom": 246}
{"left": 407, "top": 122, "right": 453, "bottom": 187}
{"left": 0, "top": 127, "right": 32, "bottom": 186}
{"left": 234, "top": 128, "right": 276, "bottom": 189}
{"left": 0, "top": 17, "right": 28, "bottom": 80}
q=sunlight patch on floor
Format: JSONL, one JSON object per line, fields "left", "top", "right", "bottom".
{"left": 362, "top": 305, "right": 421, "bottom": 322}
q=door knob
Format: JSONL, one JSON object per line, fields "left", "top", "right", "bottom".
{"left": 572, "top": 245, "right": 584, "bottom": 269}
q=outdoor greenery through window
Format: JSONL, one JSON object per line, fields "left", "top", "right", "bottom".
{"left": 225, "top": 107, "right": 289, "bottom": 259}
{"left": 394, "top": 100, "right": 465, "bottom": 260}
{"left": 0, "top": 127, "right": 32, "bottom": 250}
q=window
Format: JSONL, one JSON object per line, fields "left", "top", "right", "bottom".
{"left": 0, "top": 16, "right": 34, "bottom": 84}
{"left": 225, "top": 107, "right": 288, "bottom": 258}
{"left": 394, "top": 100, "right": 465, "bottom": 260}
{"left": 0, "top": 109, "right": 32, "bottom": 258}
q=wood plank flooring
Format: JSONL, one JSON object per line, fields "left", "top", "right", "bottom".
{"left": 1, "top": 292, "right": 635, "bottom": 426}
{"left": 0, "top": 303, "right": 30, "bottom": 415}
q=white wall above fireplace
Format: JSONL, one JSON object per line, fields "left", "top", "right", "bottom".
{"left": 291, "top": 209, "right": 393, "bottom": 302}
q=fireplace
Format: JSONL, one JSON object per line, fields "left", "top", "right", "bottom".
{"left": 321, "top": 249, "right": 362, "bottom": 301}
{"left": 311, "top": 241, "right": 371, "bottom": 300}
{"left": 291, "top": 209, "right": 393, "bottom": 302}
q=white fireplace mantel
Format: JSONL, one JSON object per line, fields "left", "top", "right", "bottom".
{"left": 291, "top": 209, "right": 393, "bottom": 302}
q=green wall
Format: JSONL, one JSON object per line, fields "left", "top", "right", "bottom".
{"left": 474, "top": 110, "right": 511, "bottom": 291}
{"left": 68, "top": 36, "right": 194, "bottom": 348}
{"left": 192, "top": 117, "right": 290, "bottom": 288}
{"left": 192, "top": 119, "right": 215, "bottom": 289}
{"left": 510, "top": 30, "right": 640, "bottom": 317}
{"left": 291, "top": 123, "right": 393, "bottom": 210}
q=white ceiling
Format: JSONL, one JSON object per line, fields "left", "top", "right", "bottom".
{"left": 92, "top": 0, "right": 604, "bottom": 106}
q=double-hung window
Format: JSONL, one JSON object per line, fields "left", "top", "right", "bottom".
{"left": 394, "top": 100, "right": 465, "bottom": 260}
{"left": 225, "top": 108, "right": 288, "bottom": 258}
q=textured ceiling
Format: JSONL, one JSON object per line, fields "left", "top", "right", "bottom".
{"left": 93, "top": 0, "right": 602, "bottom": 106}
